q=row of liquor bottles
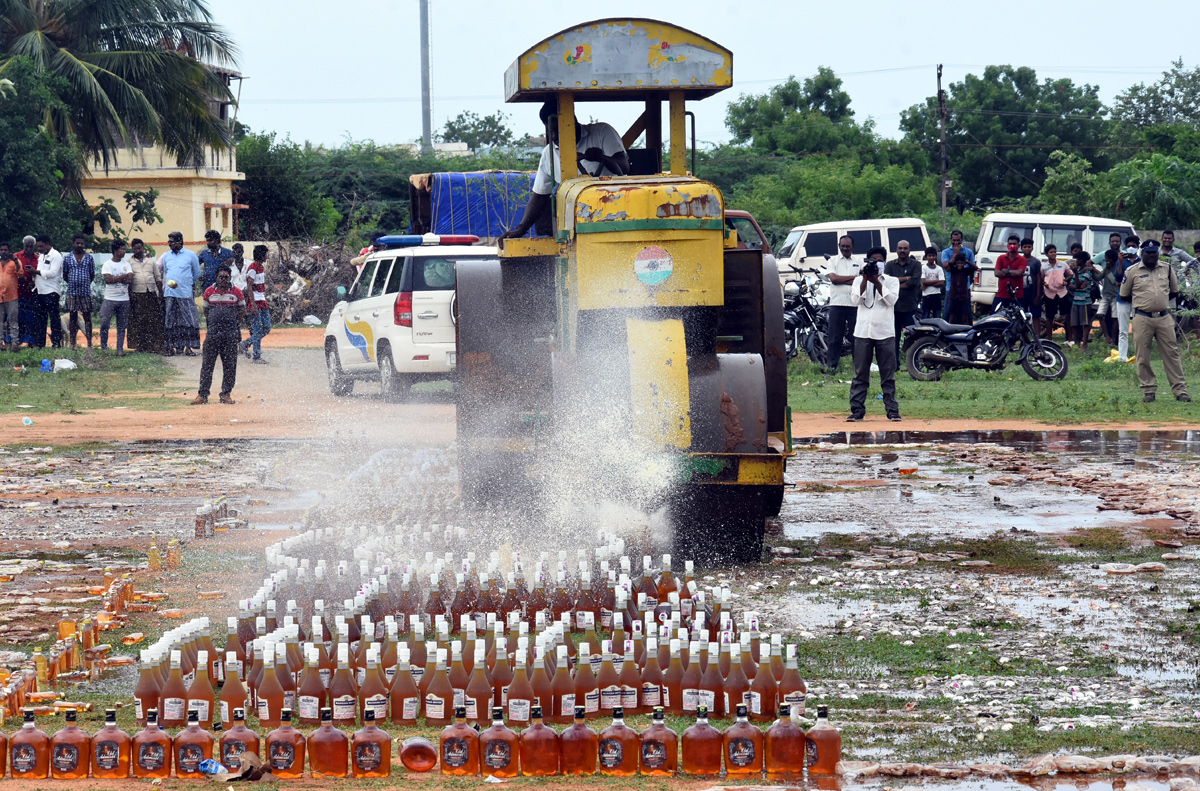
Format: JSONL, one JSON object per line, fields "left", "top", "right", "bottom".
{"left": 0, "top": 701, "right": 840, "bottom": 780}
{"left": 135, "top": 621, "right": 807, "bottom": 732}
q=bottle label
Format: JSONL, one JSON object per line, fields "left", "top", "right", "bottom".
{"left": 575, "top": 611, "right": 589, "bottom": 630}
{"left": 220, "top": 700, "right": 230, "bottom": 724}
{"left": 697, "top": 689, "right": 716, "bottom": 712}
{"left": 600, "top": 609, "right": 613, "bottom": 630}
{"left": 500, "top": 684, "right": 510, "bottom": 707}
{"left": 661, "top": 687, "right": 670, "bottom": 708}
{"left": 749, "top": 691, "right": 762, "bottom": 715}
{"left": 12, "top": 744, "right": 37, "bottom": 774}
{"left": 228, "top": 659, "right": 243, "bottom": 680}
{"left": 164, "top": 697, "right": 186, "bottom": 720}
{"left": 465, "top": 696, "right": 479, "bottom": 721}
{"left": 728, "top": 738, "right": 756, "bottom": 767}
{"left": 681, "top": 598, "right": 694, "bottom": 617}
{"left": 453, "top": 688, "right": 466, "bottom": 708}
{"left": 190, "top": 698, "right": 211, "bottom": 721}
{"left": 223, "top": 740, "right": 248, "bottom": 769}
{"left": 53, "top": 743, "right": 80, "bottom": 772}
{"left": 641, "top": 683, "right": 661, "bottom": 708}
{"left": 599, "top": 738, "right": 623, "bottom": 768}
{"left": 622, "top": 685, "right": 638, "bottom": 710}
{"left": 355, "top": 742, "right": 383, "bottom": 772}
{"left": 442, "top": 737, "right": 469, "bottom": 768}
{"left": 269, "top": 741, "right": 296, "bottom": 770}
{"left": 298, "top": 695, "right": 320, "bottom": 720}
{"left": 411, "top": 666, "right": 425, "bottom": 683}
{"left": 177, "top": 744, "right": 204, "bottom": 775}
{"left": 183, "top": 669, "right": 196, "bottom": 687}
{"left": 365, "top": 694, "right": 388, "bottom": 720}
{"left": 332, "top": 695, "right": 357, "bottom": 721}
{"left": 356, "top": 667, "right": 367, "bottom": 686}
{"left": 214, "top": 659, "right": 225, "bottom": 683}
{"left": 584, "top": 688, "right": 600, "bottom": 713}
{"left": 95, "top": 740, "right": 121, "bottom": 771}
{"left": 474, "top": 612, "right": 487, "bottom": 633}
{"left": 257, "top": 698, "right": 271, "bottom": 721}
{"left": 425, "top": 695, "right": 446, "bottom": 721}
{"left": 560, "top": 693, "right": 575, "bottom": 716}
{"left": 135, "top": 697, "right": 144, "bottom": 721}
{"left": 350, "top": 640, "right": 360, "bottom": 655}
{"left": 682, "top": 688, "right": 699, "bottom": 712}
{"left": 590, "top": 653, "right": 602, "bottom": 671}
{"left": 136, "top": 743, "right": 165, "bottom": 771}
{"left": 402, "top": 696, "right": 420, "bottom": 720}
{"left": 784, "top": 692, "right": 806, "bottom": 717}
{"left": 319, "top": 668, "right": 331, "bottom": 688}
{"left": 384, "top": 665, "right": 397, "bottom": 685}
{"left": 641, "top": 739, "right": 668, "bottom": 769}
{"left": 806, "top": 737, "right": 819, "bottom": 767}
{"left": 600, "top": 686, "right": 622, "bottom": 710}
{"left": 508, "top": 698, "right": 530, "bottom": 722}
{"left": 483, "top": 739, "right": 511, "bottom": 769}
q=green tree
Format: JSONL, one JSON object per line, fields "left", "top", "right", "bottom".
{"left": 234, "top": 130, "right": 340, "bottom": 240}
{"left": 1111, "top": 59, "right": 1200, "bottom": 128}
{"left": 0, "top": 57, "right": 83, "bottom": 246}
{"left": 726, "top": 68, "right": 854, "bottom": 146}
{"left": 1108, "top": 153, "right": 1200, "bottom": 229}
{"left": 439, "top": 111, "right": 514, "bottom": 150}
{"left": 0, "top": 0, "right": 238, "bottom": 168}
{"left": 900, "top": 66, "right": 1109, "bottom": 204}
{"left": 1035, "top": 151, "right": 1114, "bottom": 217}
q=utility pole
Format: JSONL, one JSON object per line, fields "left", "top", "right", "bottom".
{"left": 419, "top": 0, "right": 432, "bottom": 154}
{"left": 937, "top": 64, "right": 948, "bottom": 232}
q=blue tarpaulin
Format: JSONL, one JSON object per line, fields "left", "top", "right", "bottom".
{"left": 426, "top": 171, "right": 535, "bottom": 238}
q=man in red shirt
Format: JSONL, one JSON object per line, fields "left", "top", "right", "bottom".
{"left": 993, "top": 233, "right": 1027, "bottom": 313}
{"left": 14, "top": 235, "right": 40, "bottom": 348}
{"left": 192, "top": 265, "right": 246, "bottom": 405}
{"left": 238, "top": 245, "right": 272, "bottom": 364}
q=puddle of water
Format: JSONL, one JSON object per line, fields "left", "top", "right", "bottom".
{"left": 247, "top": 489, "right": 322, "bottom": 530}
{"left": 796, "top": 428, "right": 1200, "bottom": 455}
{"left": 1116, "top": 663, "right": 1199, "bottom": 684}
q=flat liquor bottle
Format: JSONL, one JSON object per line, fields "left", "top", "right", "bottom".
{"left": 91, "top": 708, "right": 131, "bottom": 779}
{"left": 519, "top": 705, "right": 559, "bottom": 777}
{"left": 351, "top": 710, "right": 392, "bottom": 779}
{"left": 10, "top": 708, "right": 51, "bottom": 779}
{"left": 131, "top": 709, "right": 172, "bottom": 779}
{"left": 598, "top": 706, "right": 639, "bottom": 777}
{"left": 50, "top": 708, "right": 91, "bottom": 779}
{"left": 681, "top": 705, "right": 722, "bottom": 776}
{"left": 440, "top": 705, "right": 479, "bottom": 776}
{"left": 220, "top": 708, "right": 260, "bottom": 775}
{"left": 723, "top": 704, "right": 763, "bottom": 778}
{"left": 804, "top": 704, "right": 842, "bottom": 774}
{"left": 308, "top": 707, "right": 349, "bottom": 778}
{"left": 765, "top": 704, "right": 805, "bottom": 780}
{"left": 175, "top": 710, "right": 214, "bottom": 779}
{"left": 639, "top": 705, "right": 678, "bottom": 776}
{"left": 560, "top": 704, "right": 597, "bottom": 775}
{"left": 479, "top": 705, "right": 519, "bottom": 779}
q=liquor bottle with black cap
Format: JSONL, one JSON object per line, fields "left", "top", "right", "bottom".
{"left": 264, "top": 708, "right": 305, "bottom": 779}
{"left": 519, "top": 705, "right": 558, "bottom": 776}
{"left": 220, "top": 707, "right": 260, "bottom": 776}
{"left": 351, "top": 709, "right": 392, "bottom": 778}
{"left": 804, "top": 704, "right": 842, "bottom": 774}
{"left": 681, "top": 705, "right": 722, "bottom": 776}
{"left": 597, "top": 706, "right": 638, "bottom": 776}
{"left": 479, "top": 705, "right": 518, "bottom": 778}
{"left": 722, "top": 703, "right": 762, "bottom": 777}
{"left": 10, "top": 708, "right": 51, "bottom": 779}
{"left": 131, "top": 708, "right": 171, "bottom": 779}
{"left": 307, "top": 707, "right": 348, "bottom": 778}
{"left": 639, "top": 705, "right": 677, "bottom": 776}
{"left": 91, "top": 708, "right": 131, "bottom": 779}
{"left": 560, "top": 705, "right": 597, "bottom": 775}
{"left": 439, "top": 705, "right": 479, "bottom": 776}
{"left": 174, "top": 710, "right": 214, "bottom": 779}
{"left": 765, "top": 703, "right": 805, "bottom": 780}
{"left": 50, "top": 708, "right": 91, "bottom": 779}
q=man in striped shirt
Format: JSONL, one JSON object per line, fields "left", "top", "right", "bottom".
{"left": 193, "top": 265, "right": 245, "bottom": 405}
{"left": 239, "top": 244, "right": 271, "bottom": 364}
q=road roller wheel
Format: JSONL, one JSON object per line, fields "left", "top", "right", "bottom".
{"left": 669, "top": 484, "right": 767, "bottom": 567}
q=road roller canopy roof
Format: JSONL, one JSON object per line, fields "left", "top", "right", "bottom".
{"left": 504, "top": 18, "right": 733, "bottom": 103}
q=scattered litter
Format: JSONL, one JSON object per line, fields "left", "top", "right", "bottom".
{"left": 53, "top": 359, "right": 77, "bottom": 372}
{"left": 302, "top": 315, "right": 322, "bottom": 325}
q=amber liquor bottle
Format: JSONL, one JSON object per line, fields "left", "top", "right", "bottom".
{"left": 573, "top": 643, "right": 600, "bottom": 720}
{"left": 723, "top": 704, "right": 763, "bottom": 777}
{"left": 440, "top": 705, "right": 479, "bottom": 776}
{"left": 91, "top": 708, "right": 131, "bottom": 779}
{"left": 389, "top": 656, "right": 420, "bottom": 726}
{"left": 308, "top": 707, "right": 349, "bottom": 778}
{"left": 779, "top": 644, "right": 808, "bottom": 719}
{"left": 681, "top": 705, "right": 722, "bottom": 776}
{"left": 723, "top": 642, "right": 750, "bottom": 719}
{"left": 220, "top": 651, "right": 250, "bottom": 730}
{"left": 805, "top": 705, "right": 842, "bottom": 774}
{"left": 131, "top": 708, "right": 172, "bottom": 779}
{"left": 635, "top": 705, "right": 675, "bottom": 776}
{"left": 748, "top": 643, "right": 778, "bottom": 723}
{"left": 557, "top": 705, "right": 596, "bottom": 775}
{"left": 479, "top": 705, "right": 519, "bottom": 778}
{"left": 352, "top": 709, "right": 392, "bottom": 778}
{"left": 765, "top": 703, "right": 805, "bottom": 780}
{"left": 133, "top": 651, "right": 160, "bottom": 727}
{"left": 296, "top": 647, "right": 327, "bottom": 727}
{"left": 187, "top": 649, "right": 217, "bottom": 729}
{"left": 519, "top": 705, "right": 559, "bottom": 777}
{"left": 159, "top": 649, "right": 189, "bottom": 728}
{"left": 464, "top": 644, "right": 492, "bottom": 727}
{"left": 10, "top": 708, "right": 51, "bottom": 779}
{"left": 505, "top": 650, "right": 535, "bottom": 727}
{"left": 220, "top": 708, "right": 260, "bottom": 775}
{"left": 329, "top": 643, "right": 358, "bottom": 728}
{"left": 598, "top": 706, "right": 639, "bottom": 777}
{"left": 175, "top": 710, "right": 214, "bottom": 779}
{"left": 425, "top": 648, "right": 454, "bottom": 726}
{"left": 264, "top": 708, "right": 305, "bottom": 779}
{"left": 50, "top": 708, "right": 91, "bottom": 779}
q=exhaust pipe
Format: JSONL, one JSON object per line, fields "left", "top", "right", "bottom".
{"left": 920, "top": 347, "right": 993, "bottom": 368}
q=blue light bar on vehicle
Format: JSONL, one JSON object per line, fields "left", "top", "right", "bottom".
{"left": 377, "top": 235, "right": 424, "bottom": 248}
{"left": 377, "top": 234, "right": 480, "bottom": 249}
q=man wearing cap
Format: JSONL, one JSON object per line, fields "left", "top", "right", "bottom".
{"left": 1119, "top": 239, "right": 1189, "bottom": 403}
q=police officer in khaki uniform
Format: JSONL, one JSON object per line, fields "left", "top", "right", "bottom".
{"left": 1119, "top": 239, "right": 1190, "bottom": 403}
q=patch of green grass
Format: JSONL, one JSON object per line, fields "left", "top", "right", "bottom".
{"left": 789, "top": 341, "right": 1200, "bottom": 423}
{"left": 0, "top": 347, "right": 177, "bottom": 415}
{"left": 1064, "top": 527, "right": 1130, "bottom": 552}
{"left": 792, "top": 632, "right": 1048, "bottom": 680}
{"left": 883, "top": 722, "right": 1200, "bottom": 763}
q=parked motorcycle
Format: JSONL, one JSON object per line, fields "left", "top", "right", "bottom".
{"left": 782, "top": 266, "right": 850, "bottom": 365}
{"left": 902, "top": 303, "right": 1068, "bottom": 381}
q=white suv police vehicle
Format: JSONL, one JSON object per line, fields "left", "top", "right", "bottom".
{"left": 323, "top": 234, "right": 495, "bottom": 398}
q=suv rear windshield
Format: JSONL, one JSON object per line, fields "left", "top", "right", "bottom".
{"left": 988, "top": 225, "right": 1035, "bottom": 252}
{"left": 407, "top": 256, "right": 498, "bottom": 291}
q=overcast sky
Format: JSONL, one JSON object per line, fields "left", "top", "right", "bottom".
{"left": 209, "top": 0, "right": 1193, "bottom": 149}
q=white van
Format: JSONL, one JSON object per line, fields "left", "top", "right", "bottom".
{"left": 775, "top": 218, "right": 933, "bottom": 278}
{"left": 971, "top": 213, "right": 1136, "bottom": 307}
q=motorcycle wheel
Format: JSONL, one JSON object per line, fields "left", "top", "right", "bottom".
{"left": 906, "top": 336, "right": 945, "bottom": 381}
{"left": 1022, "top": 341, "right": 1069, "bottom": 381}
{"left": 785, "top": 327, "right": 799, "bottom": 361}
{"left": 803, "top": 329, "right": 829, "bottom": 366}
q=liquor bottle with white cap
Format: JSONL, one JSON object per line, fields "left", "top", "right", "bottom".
{"left": 424, "top": 648, "right": 454, "bottom": 726}
{"left": 159, "top": 649, "right": 188, "bottom": 728}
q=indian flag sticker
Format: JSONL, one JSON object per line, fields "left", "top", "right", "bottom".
{"left": 634, "top": 246, "right": 673, "bottom": 286}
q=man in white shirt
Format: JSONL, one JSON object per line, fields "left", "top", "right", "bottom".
{"left": 822, "top": 235, "right": 859, "bottom": 370}
{"left": 848, "top": 246, "right": 901, "bottom": 422}
{"left": 99, "top": 239, "right": 134, "bottom": 355}
{"left": 34, "top": 234, "right": 64, "bottom": 348}
{"left": 501, "top": 101, "right": 629, "bottom": 239}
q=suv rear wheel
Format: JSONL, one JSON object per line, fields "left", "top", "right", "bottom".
{"left": 378, "top": 344, "right": 410, "bottom": 401}
{"left": 325, "top": 342, "right": 353, "bottom": 396}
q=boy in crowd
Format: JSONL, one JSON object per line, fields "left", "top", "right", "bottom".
{"left": 945, "top": 252, "right": 977, "bottom": 325}
{"left": 1068, "top": 252, "right": 1098, "bottom": 351}
{"left": 919, "top": 246, "right": 944, "bottom": 319}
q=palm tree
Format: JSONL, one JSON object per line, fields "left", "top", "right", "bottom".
{"left": 0, "top": 0, "right": 239, "bottom": 168}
